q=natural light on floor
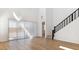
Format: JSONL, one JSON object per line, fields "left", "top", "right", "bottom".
{"left": 59, "top": 46, "right": 74, "bottom": 50}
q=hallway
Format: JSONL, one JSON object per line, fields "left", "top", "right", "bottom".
{"left": 0, "top": 37, "right": 79, "bottom": 50}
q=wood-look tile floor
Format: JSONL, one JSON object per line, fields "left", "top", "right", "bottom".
{"left": 0, "top": 37, "right": 79, "bottom": 50}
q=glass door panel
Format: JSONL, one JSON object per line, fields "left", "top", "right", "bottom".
{"left": 17, "top": 24, "right": 25, "bottom": 39}
{"left": 9, "top": 19, "right": 17, "bottom": 40}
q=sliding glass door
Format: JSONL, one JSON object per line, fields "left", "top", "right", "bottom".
{"left": 9, "top": 19, "right": 37, "bottom": 40}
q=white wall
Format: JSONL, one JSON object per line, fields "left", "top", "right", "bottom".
{"left": 0, "top": 12, "right": 9, "bottom": 42}
{"left": 55, "top": 17, "right": 79, "bottom": 44}
{"left": 46, "top": 8, "right": 53, "bottom": 38}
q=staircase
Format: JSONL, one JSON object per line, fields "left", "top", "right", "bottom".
{"left": 52, "top": 8, "right": 79, "bottom": 39}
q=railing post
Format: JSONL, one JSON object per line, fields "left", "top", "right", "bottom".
{"left": 72, "top": 14, "right": 73, "bottom": 21}
{"left": 54, "top": 26, "right": 55, "bottom": 33}
{"left": 78, "top": 8, "right": 79, "bottom": 17}
{"left": 52, "top": 26, "right": 55, "bottom": 40}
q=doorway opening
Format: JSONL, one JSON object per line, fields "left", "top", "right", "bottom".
{"left": 42, "top": 22, "right": 45, "bottom": 38}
